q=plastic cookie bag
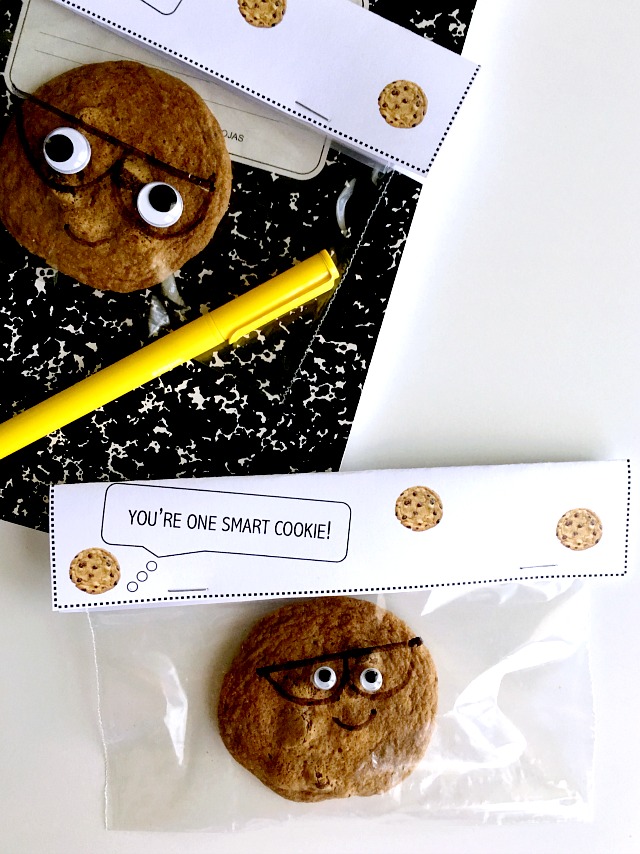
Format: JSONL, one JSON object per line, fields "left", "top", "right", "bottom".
{"left": 88, "top": 579, "right": 594, "bottom": 829}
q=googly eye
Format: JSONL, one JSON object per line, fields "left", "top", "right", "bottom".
{"left": 312, "top": 666, "right": 337, "bottom": 691}
{"left": 137, "top": 182, "right": 183, "bottom": 228}
{"left": 43, "top": 127, "right": 91, "bottom": 174}
{"left": 359, "top": 668, "right": 383, "bottom": 693}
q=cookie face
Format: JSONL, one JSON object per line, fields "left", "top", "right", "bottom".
{"left": 217, "top": 597, "right": 438, "bottom": 802}
{"left": 378, "top": 80, "right": 428, "bottom": 128}
{"left": 0, "top": 61, "right": 232, "bottom": 292}
{"left": 556, "top": 508, "right": 603, "bottom": 550}
{"left": 238, "top": 0, "right": 286, "bottom": 27}
{"left": 395, "top": 486, "right": 443, "bottom": 531}
{"left": 69, "top": 547, "right": 120, "bottom": 594}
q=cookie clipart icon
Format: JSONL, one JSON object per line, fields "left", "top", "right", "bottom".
{"left": 69, "top": 547, "right": 120, "bottom": 595}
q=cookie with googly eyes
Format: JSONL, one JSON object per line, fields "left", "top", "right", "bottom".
{"left": 217, "top": 596, "right": 438, "bottom": 802}
{"left": 0, "top": 60, "right": 232, "bottom": 292}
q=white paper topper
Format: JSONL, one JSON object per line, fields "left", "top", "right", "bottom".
{"left": 51, "top": 0, "right": 480, "bottom": 177}
{"left": 49, "top": 460, "right": 632, "bottom": 610}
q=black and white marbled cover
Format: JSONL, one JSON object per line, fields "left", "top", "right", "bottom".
{"left": 0, "top": 1, "right": 475, "bottom": 531}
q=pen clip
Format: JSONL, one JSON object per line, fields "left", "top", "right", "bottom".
{"left": 216, "top": 250, "right": 340, "bottom": 345}
{"left": 227, "top": 279, "right": 336, "bottom": 343}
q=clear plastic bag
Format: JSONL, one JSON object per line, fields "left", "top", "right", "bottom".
{"left": 88, "top": 580, "right": 593, "bottom": 830}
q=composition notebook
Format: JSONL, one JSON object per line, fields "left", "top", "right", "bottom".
{"left": 0, "top": 0, "right": 477, "bottom": 531}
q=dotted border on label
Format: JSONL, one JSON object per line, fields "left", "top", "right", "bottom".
{"left": 49, "top": 484, "right": 57, "bottom": 607}
{"left": 56, "top": 2, "right": 481, "bottom": 176}
{"left": 51, "top": 460, "right": 632, "bottom": 609}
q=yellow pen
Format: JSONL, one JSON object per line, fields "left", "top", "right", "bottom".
{"left": 0, "top": 250, "right": 339, "bottom": 460}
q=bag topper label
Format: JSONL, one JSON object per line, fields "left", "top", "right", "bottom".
{"left": 49, "top": 461, "right": 632, "bottom": 610}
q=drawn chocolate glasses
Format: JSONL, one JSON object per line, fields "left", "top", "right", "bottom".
{"left": 257, "top": 636, "right": 424, "bottom": 707}
{"left": 15, "top": 93, "right": 217, "bottom": 238}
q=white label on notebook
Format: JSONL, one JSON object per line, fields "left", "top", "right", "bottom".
{"left": 48, "top": 0, "right": 479, "bottom": 177}
{"left": 5, "top": 0, "right": 349, "bottom": 179}
{"left": 49, "top": 460, "right": 632, "bottom": 610}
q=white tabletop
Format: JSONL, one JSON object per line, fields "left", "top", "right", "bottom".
{"left": 2, "top": 0, "right": 640, "bottom": 851}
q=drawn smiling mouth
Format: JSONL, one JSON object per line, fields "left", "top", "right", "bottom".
{"left": 64, "top": 223, "right": 112, "bottom": 247}
{"left": 332, "top": 709, "right": 377, "bottom": 731}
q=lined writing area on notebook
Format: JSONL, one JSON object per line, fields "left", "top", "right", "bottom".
{"left": 7, "top": 0, "right": 375, "bottom": 178}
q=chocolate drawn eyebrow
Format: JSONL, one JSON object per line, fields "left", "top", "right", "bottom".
{"left": 22, "top": 93, "right": 217, "bottom": 191}
{"left": 256, "top": 636, "right": 422, "bottom": 677}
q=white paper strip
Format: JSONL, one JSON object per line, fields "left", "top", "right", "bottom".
{"left": 50, "top": 0, "right": 479, "bottom": 177}
{"left": 49, "top": 460, "right": 631, "bottom": 610}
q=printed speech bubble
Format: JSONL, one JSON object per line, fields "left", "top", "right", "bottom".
{"left": 101, "top": 483, "right": 351, "bottom": 562}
